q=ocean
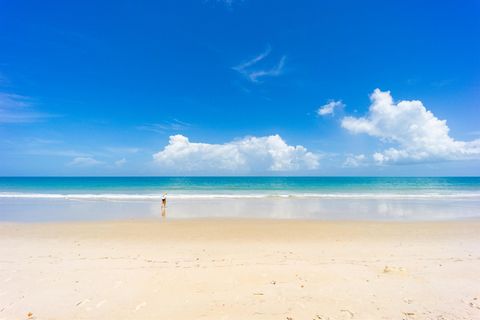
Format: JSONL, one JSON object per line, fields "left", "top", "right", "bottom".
{"left": 0, "top": 177, "right": 479, "bottom": 221}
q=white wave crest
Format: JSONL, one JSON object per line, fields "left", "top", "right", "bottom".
{"left": 1, "top": 192, "right": 480, "bottom": 201}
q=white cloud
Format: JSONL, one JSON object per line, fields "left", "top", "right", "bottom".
{"left": 343, "top": 154, "right": 366, "bottom": 167}
{"left": 28, "top": 150, "right": 91, "bottom": 157}
{"left": 153, "top": 134, "right": 319, "bottom": 173}
{"left": 68, "top": 157, "right": 103, "bottom": 167}
{"left": 115, "top": 158, "right": 127, "bottom": 167}
{"left": 233, "top": 47, "right": 286, "bottom": 83}
{"left": 341, "top": 89, "right": 480, "bottom": 164}
{"left": 137, "top": 119, "right": 191, "bottom": 133}
{"left": 106, "top": 147, "right": 140, "bottom": 154}
{"left": 0, "top": 92, "right": 51, "bottom": 123}
{"left": 317, "top": 100, "right": 344, "bottom": 116}
{"left": 247, "top": 56, "right": 286, "bottom": 83}
{"left": 234, "top": 46, "right": 271, "bottom": 71}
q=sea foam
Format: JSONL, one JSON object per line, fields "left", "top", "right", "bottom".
{"left": 1, "top": 192, "right": 480, "bottom": 201}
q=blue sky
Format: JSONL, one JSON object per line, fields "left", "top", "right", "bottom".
{"left": 0, "top": 0, "right": 479, "bottom": 176}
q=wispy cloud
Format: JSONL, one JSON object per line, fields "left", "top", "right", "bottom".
{"left": 0, "top": 72, "right": 9, "bottom": 85}
{"left": 206, "top": 0, "right": 242, "bottom": 9}
{"left": 114, "top": 158, "right": 127, "bottom": 167}
{"left": 137, "top": 119, "right": 191, "bottom": 133}
{"left": 233, "top": 46, "right": 271, "bottom": 71}
{"left": 28, "top": 137, "right": 62, "bottom": 145}
{"left": 431, "top": 79, "right": 455, "bottom": 88}
{"left": 0, "top": 92, "right": 53, "bottom": 124}
{"left": 220, "top": 0, "right": 235, "bottom": 6}
{"left": 247, "top": 56, "right": 286, "bottom": 82}
{"left": 105, "top": 147, "right": 140, "bottom": 154}
{"left": 0, "top": 136, "right": 93, "bottom": 158}
{"left": 233, "top": 46, "right": 286, "bottom": 83}
{"left": 68, "top": 157, "right": 103, "bottom": 167}
{"left": 343, "top": 154, "right": 367, "bottom": 167}
{"left": 27, "top": 149, "right": 92, "bottom": 158}
{"left": 317, "top": 100, "right": 345, "bottom": 116}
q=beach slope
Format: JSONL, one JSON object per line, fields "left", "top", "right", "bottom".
{"left": 1, "top": 219, "right": 479, "bottom": 319}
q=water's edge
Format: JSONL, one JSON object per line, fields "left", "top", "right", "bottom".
{"left": 1, "top": 177, "right": 479, "bottom": 222}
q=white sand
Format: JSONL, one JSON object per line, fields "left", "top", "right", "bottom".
{"left": 0, "top": 219, "right": 479, "bottom": 319}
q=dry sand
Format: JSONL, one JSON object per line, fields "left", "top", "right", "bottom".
{"left": 0, "top": 219, "right": 479, "bottom": 320}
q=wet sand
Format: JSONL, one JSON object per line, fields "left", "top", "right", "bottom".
{"left": 1, "top": 219, "right": 479, "bottom": 319}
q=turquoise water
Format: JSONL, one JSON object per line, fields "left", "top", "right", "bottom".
{"left": 0, "top": 177, "right": 479, "bottom": 221}
{"left": 0, "top": 177, "right": 479, "bottom": 198}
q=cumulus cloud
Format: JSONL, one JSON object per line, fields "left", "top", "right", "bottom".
{"left": 317, "top": 100, "right": 344, "bottom": 116}
{"left": 68, "top": 157, "right": 103, "bottom": 167}
{"left": 341, "top": 89, "right": 480, "bottom": 164}
{"left": 153, "top": 134, "right": 319, "bottom": 173}
{"left": 233, "top": 47, "right": 286, "bottom": 83}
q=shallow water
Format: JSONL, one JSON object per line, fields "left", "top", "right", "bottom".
{"left": 1, "top": 177, "right": 479, "bottom": 222}
{"left": 1, "top": 197, "right": 479, "bottom": 222}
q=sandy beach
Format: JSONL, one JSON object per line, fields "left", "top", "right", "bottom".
{"left": 1, "top": 219, "right": 479, "bottom": 320}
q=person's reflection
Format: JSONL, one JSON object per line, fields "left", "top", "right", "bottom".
{"left": 161, "top": 206, "right": 166, "bottom": 218}
{"left": 161, "top": 192, "right": 167, "bottom": 218}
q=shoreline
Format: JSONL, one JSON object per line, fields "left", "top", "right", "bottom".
{"left": 2, "top": 191, "right": 480, "bottom": 199}
{"left": 3, "top": 196, "right": 480, "bottom": 222}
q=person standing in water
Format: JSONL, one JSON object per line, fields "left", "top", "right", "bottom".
{"left": 161, "top": 192, "right": 167, "bottom": 217}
